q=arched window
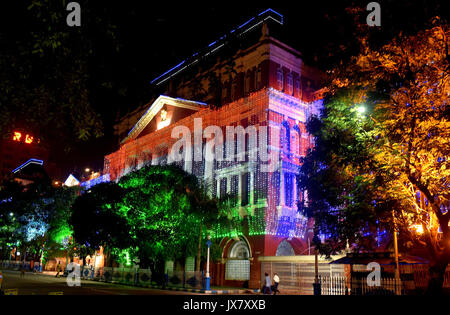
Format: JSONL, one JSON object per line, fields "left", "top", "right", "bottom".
{"left": 276, "top": 240, "right": 295, "bottom": 256}
{"left": 229, "top": 240, "right": 250, "bottom": 259}
{"left": 226, "top": 240, "right": 250, "bottom": 281}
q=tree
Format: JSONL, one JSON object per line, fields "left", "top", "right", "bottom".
{"left": 0, "top": 178, "right": 79, "bottom": 266}
{"left": 70, "top": 182, "right": 131, "bottom": 266}
{"left": 117, "top": 164, "right": 221, "bottom": 281}
{"left": 300, "top": 20, "right": 449, "bottom": 294}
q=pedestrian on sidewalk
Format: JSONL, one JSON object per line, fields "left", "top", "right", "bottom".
{"left": 263, "top": 273, "right": 272, "bottom": 295}
{"left": 272, "top": 273, "right": 280, "bottom": 295}
{"left": 55, "top": 261, "right": 62, "bottom": 278}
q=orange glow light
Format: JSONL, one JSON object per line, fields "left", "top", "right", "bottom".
{"left": 25, "top": 135, "right": 34, "bottom": 144}
{"left": 13, "top": 132, "right": 22, "bottom": 141}
{"left": 411, "top": 224, "right": 424, "bottom": 235}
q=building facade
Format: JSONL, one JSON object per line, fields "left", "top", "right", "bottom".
{"left": 104, "top": 22, "right": 325, "bottom": 289}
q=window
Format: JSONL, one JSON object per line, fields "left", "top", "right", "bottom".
{"left": 220, "top": 178, "right": 227, "bottom": 199}
{"left": 277, "top": 67, "right": 284, "bottom": 91}
{"left": 284, "top": 173, "right": 294, "bottom": 207}
{"left": 276, "top": 240, "right": 295, "bottom": 256}
{"left": 229, "top": 241, "right": 250, "bottom": 259}
{"left": 225, "top": 260, "right": 250, "bottom": 280}
{"left": 241, "top": 172, "right": 250, "bottom": 206}
{"left": 287, "top": 73, "right": 293, "bottom": 95}
{"left": 226, "top": 240, "right": 251, "bottom": 281}
{"left": 244, "top": 72, "right": 251, "bottom": 95}
{"left": 273, "top": 171, "right": 281, "bottom": 206}
{"left": 281, "top": 121, "right": 291, "bottom": 154}
{"left": 231, "top": 79, "right": 237, "bottom": 101}
{"left": 295, "top": 79, "right": 301, "bottom": 97}
{"left": 222, "top": 84, "right": 228, "bottom": 100}
{"left": 256, "top": 66, "right": 262, "bottom": 90}
{"left": 293, "top": 126, "right": 301, "bottom": 155}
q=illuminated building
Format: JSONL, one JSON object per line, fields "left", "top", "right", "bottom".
{"left": 105, "top": 10, "right": 325, "bottom": 288}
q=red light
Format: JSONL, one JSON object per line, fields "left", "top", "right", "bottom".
{"left": 13, "top": 132, "right": 22, "bottom": 142}
{"left": 12, "top": 131, "right": 36, "bottom": 144}
{"left": 25, "top": 135, "right": 34, "bottom": 144}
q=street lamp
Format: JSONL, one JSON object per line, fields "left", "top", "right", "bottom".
{"left": 356, "top": 105, "right": 366, "bottom": 114}
{"left": 205, "top": 234, "right": 212, "bottom": 291}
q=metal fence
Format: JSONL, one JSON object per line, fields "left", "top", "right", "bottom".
{"left": 319, "top": 275, "right": 403, "bottom": 295}
{"left": 261, "top": 262, "right": 346, "bottom": 295}
{"left": 0, "top": 260, "right": 41, "bottom": 272}
{"left": 90, "top": 267, "right": 153, "bottom": 286}
{"left": 167, "top": 270, "right": 204, "bottom": 289}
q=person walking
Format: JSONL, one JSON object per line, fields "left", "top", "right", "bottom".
{"left": 263, "top": 273, "right": 272, "bottom": 295}
{"left": 20, "top": 261, "right": 27, "bottom": 278}
{"left": 272, "top": 273, "right": 280, "bottom": 295}
{"left": 55, "top": 262, "right": 62, "bottom": 278}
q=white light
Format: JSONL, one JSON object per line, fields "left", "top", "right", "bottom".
{"left": 357, "top": 106, "right": 366, "bottom": 114}
{"left": 9, "top": 212, "right": 13, "bottom": 216}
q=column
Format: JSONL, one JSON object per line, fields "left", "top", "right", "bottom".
{"left": 151, "top": 153, "right": 158, "bottom": 165}
{"left": 249, "top": 171, "right": 255, "bottom": 205}
{"left": 293, "top": 175, "right": 298, "bottom": 209}
{"left": 184, "top": 147, "right": 193, "bottom": 174}
{"left": 238, "top": 172, "right": 242, "bottom": 207}
{"left": 217, "top": 178, "right": 221, "bottom": 199}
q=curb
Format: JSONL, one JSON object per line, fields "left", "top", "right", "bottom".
{"left": 91, "top": 278, "right": 260, "bottom": 294}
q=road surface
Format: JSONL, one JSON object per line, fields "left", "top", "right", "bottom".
{"left": 0, "top": 270, "right": 200, "bottom": 295}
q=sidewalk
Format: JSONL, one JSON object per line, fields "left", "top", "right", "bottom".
{"left": 93, "top": 277, "right": 261, "bottom": 294}
{"left": 134, "top": 283, "right": 260, "bottom": 294}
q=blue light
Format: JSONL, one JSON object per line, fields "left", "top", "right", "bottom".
{"left": 81, "top": 174, "right": 110, "bottom": 190}
{"left": 149, "top": 8, "right": 284, "bottom": 86}
{"left": 237, "top": 17, "right": 255, "bottom": 30}
{"left": 12, "top": 158, "right": 44, "bottom": 173}
{"left": 175, "top": 97, "right": 208, "bottom": 106}
{"left": 150, "top": 60, "right": 186, "bottom": 84}
{"left": 258, "top": 8, "right": 283, "bottom": 19}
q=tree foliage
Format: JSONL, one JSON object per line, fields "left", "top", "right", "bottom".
{"left": 300, "top": 19, "right": 449, "bottom": 293}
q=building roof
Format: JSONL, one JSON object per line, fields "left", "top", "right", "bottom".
{"left": 121, "top": 95, "right": 208, "bottom": 144}
{"left": 150, "top": 8, "right": 284, "bottom": 87}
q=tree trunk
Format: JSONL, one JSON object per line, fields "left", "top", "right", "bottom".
{"left": 426, "top": 262, "right": 447, "bottom": 295}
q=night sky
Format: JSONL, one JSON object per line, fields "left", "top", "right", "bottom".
{"left": 1, "top": 1, "right": 447, "bottom": 180}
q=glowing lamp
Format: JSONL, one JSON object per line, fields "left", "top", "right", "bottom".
{"left": 356, "top": 106, "right": 366, "bottom": 114}
{"left": 411, "top": 224, "right": 424, "bottom": 235}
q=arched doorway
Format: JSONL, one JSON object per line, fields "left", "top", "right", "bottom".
{"left": 276, "top": 240, "right": 295, "bottom": 256}
{"left": 225, "top": 239, "right": 250, "bottom": 281}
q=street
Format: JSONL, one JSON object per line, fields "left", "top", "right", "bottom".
{"left": 0, "top": 270, "right": 201, "bottom": 295}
